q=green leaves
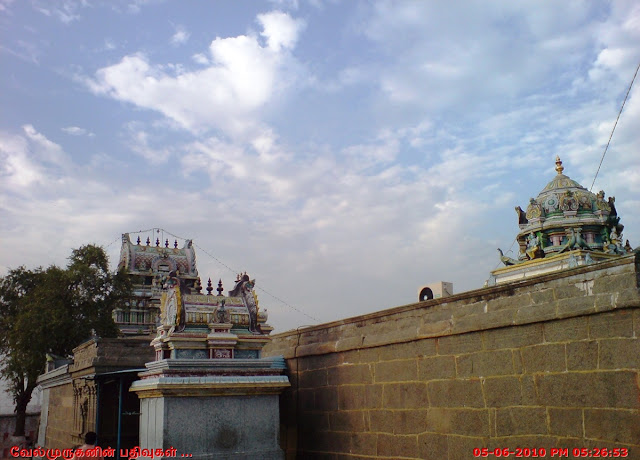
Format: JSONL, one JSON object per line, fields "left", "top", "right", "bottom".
{"left": 0, "top": 244, "right": 132, "bottom": 435}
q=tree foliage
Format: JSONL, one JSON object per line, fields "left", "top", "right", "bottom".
{"left": 0, "top": 244, "right": 131, "bottom": 436}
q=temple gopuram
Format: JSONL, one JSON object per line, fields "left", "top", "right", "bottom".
{"left": 37, "top": 231, "right": 285, "bottom": 456}
{"left": 114, "top": 233, "right": 200, "bottom": 334}
{"left": 490, "top": 156, "right": 634, "bottom": 285}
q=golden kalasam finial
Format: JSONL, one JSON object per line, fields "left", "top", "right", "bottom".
{"left": 555, "top": 155, "right": 564, "bottom": 175}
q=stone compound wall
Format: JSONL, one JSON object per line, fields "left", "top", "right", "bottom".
{"left": 263, "top": 253, "right": 640, "bottom": 460}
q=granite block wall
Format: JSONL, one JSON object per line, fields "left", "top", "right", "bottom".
{"left": 263, "top": 253, "right": 640, "bottom": 459}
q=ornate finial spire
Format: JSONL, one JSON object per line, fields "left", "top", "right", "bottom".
{"left": 136, "top": 236, "right": 141, "bottom": 245}
{"left": 206, "top": 278, "right": 213, "bottom": 295}
{"left": 194, "top": 277, "right": 202, "bottom": 294}
{"left": 155, "top": 238, "right": 160, "bottom": 247}
{"left": 174, "top": 240, "right": 178, "bottom": 248}
{"left": 217, "top": 279, "right": 224, "bottom": 296}
{"left": 146, "top": 237, "right": 150, "bottom": 246}
{"left": 555, "top": 155, "right": 564, "bottom": 175}
{"left": 165, "top": 239, "right": 169, "bottom": 248}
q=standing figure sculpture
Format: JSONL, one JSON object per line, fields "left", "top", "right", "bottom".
{"left": 162, "top": 271, "right": 186, "bottom": 334}
{"left": 229, "top": 273, "right": 261, "bottom": 334}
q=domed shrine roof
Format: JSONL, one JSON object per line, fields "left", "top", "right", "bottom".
{"left": 491, "top": 156, "right": 634, "bottom": 285}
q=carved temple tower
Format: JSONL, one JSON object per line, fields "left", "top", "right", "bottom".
{"left": 491, "top": 156, "right": 634, "bottom": 284}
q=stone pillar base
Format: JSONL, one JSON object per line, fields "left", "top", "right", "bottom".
{"left": 131, "top": 357, "right": 289, "bottom": 460}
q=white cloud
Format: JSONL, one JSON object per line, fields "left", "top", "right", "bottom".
{"left": 85, "top": 11, "right": 305, "bottom": 136}
{"left": 170, "top": 25, "right": 190, "bottom": 46}
{"left": 257, "top": 10, "right": 305, "bottom": 51}
{"left": 125, "top": 123, "right": 171, "bottom": 162}
{"left": 62, "top": 126, "right": 95, "bottom": 137}
{"left": 192, "top": 53, "right": 209, "bottom": 65}
{"left": 32, "top": 0, "right": 87, "bottom": 24}
{"left": 0, "top": 126, "right": 70, "bottom": 188}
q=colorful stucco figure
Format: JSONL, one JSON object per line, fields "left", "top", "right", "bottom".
{"left": 229, "top": 273, "right": 261, "bottom": 334}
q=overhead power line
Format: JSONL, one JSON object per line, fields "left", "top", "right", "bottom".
{"left": 118, "top": 228, "right": 320, "bottom": 323}
{"left": 590, "top": 59, "right": 640, "bottom": 191}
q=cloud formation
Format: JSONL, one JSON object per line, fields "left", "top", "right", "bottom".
{"left": 85, "top": 11, "right": 305, "bottom": 137}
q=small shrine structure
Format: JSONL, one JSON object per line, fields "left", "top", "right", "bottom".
{"left": 130, "top": 269, "right": 289, "bottom": 459}
{"left": 491, "top": 156, "right": 634, "bottom": 284}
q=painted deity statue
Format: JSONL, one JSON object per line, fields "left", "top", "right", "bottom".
{"left": 161, "top": 271, "right": 186, "bottom": 334}
{"left": 229, "top": 274, "right": 261, "bottom": 334}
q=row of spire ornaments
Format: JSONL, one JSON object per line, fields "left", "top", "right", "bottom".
{"left": 136, "top": 236, "right": 180, "bottom": 248}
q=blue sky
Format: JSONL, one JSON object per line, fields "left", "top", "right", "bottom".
{"left": 1, "top": 0, "right": 639, "bottom": 332}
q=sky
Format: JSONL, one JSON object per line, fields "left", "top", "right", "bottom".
{"left": 1, "top": 0, "right": 639, "bottom": 333}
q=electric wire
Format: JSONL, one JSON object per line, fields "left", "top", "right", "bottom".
{"left": 121, "top": 228, "right": 320, "bottom": 323}
{"left": 590, "top": 59, "right": 640, "bottom": 191}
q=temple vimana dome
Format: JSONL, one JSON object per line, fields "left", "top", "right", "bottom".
{"left": 490, "top": 156, "right": 634, "bottom": 285}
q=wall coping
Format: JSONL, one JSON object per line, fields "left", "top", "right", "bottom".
{"left": 266, "top": 252, "right": 640, "bottom": 358}
{"left": 37, "top": 364, "right": 72, "bottom": 389}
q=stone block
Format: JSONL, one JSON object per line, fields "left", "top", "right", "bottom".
{"left": 300, "top": 368, "right": 328, "bottom": 388}
{"left": 298, "top": 389, "right": 315, "bottom": 411}
{"left": 437, "top": 331, "right": 483, "bottom": 355}
{"left": 584, "top": 409, "right": 640, "bottom": 445}
{"left": 300, "top": 412, "right": 329, "bottom": 432}
{"left": 417, "top": 319, "right": 453, "bottom": 336}
{"left": 486, "top": 294, "right": 531, "bottom": 312}
{"left": 519, "top": 376, "right": 538, "bottom": 406}
{"left": 521, "top": 344, "right": 566, "bottom": 373}
{"left": 378, "top": 339, "right": 436, "bottom": 361}
{"left": 454, "top": 310, "right": 515, "bottom": 334}
{"left": 338, "top": 385, "right": 366, "bottom": 411}
{"left": 355, "top": 347, "right": 379, "bottom": 364}
{"left": 548, "top": 408, "right": 582, "bottom": 437}
{"left": 374, "top": 359, "right": 417, "bottom": 382}
{"left": 594, "top": 293, "right": 615, "bottom": 310}
{"left": 556, "top": 296, "right": 595, "bottom": 317}
{"left": 328, "top": 364, "right": 373, "bottom": 386}
{"left": 599, "top": 338, "right": 640, "bottom": 369}
{"left": 447, "top": 435, "right": 486, "bottom": 460}
{"left": 592, "top": 273, "right": 637, "bottom": 295}
{"left": 530, "top": 288, "right": 555, "bottom": 305}
{"left": 544, "top": 317, "right": 589, "bottom": 342}
{"left": 418, "top": 433, "right": 449, "bottom": 460}
{"left": 300, "top": 354, "right": 343, "bottom": 372}
{"left": 512, "top": 349, "right": 524, "bottom": 374}
{"left": 451, "top": 300, "right": 487, "bottom": 319}
{"left": 315, "top": 386, "right": 338, "bottom": 411}
{"left": 483, "top": 377, "right": 522, "bottom": 407}
{"left": 456, "top": 349, "right": 514, "bottom": 377}
{"left": 427, "top": 379, "right": 485, "bottom": 408}
{"left": 615, "top": 288, "right": 640, "bottom": 308}
{"left": 368, "top": 409, "right": 394, "bottom": 433}
{"left": 589, "top": 310, "right": 634, "bottom": 338}
{"left": 364, "top": 384, "right": 384, "bottom": 409}
{"left": 418, "top": 355, "right": 457, "bottom": 381}
{"left": 426, "top": 408, "right": 490, "bottom": 436}
{"left": 329, "top": 410, "right": 365, "bottom": 432}
{"left": 535, "top": 371, "right": 640, "bottom": 408}
{"left": 297, "top": 342, "right": 337, "bottom": 357}
{"left": 483, "top": 323, "right": 543, "bottom": 350}
{"left": 350, "top": 432, "right": 377, "bottom": 456}
{"left": 335, "top": 336, "right": 365, "bottom": 353}
{"left": 566, "top": 340, "right": 598, "bottom": 371}
{"left": 393, "top": 409, "right": 428, "bottom": 435}
{"left": 486, "top": 436, "right": 556, "bottom": 453}
{"left": 514, "top": 302, "right": 558, "bottom": 325}
{"left": 376, "top": 433, "right": 418, "bottom": 458}
{"left": 554, "top": 284, "right": 585, "bottom": 299}
{"left": 495, "top": 407, "right": 547, "bottom": 436}
{"left": 382, "top": 382, "right": 429, "bottom": 409}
